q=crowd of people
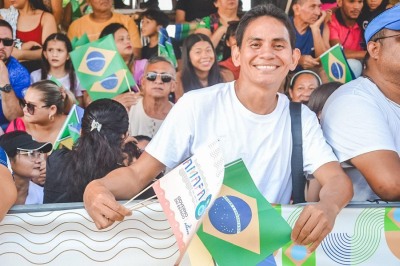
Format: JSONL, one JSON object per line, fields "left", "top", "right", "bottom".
{"left": 0, "top": 0, "right": 400, "bottom": 253}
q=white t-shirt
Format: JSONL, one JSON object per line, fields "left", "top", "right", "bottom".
{"left": 146, "top": 81, "right": 337, "bottom": 204}
{"left": 25, "top": 181, "right": 44, "bottom": 205}
{"left": 128, "top": 98, "right": 173, "bottom": 138}
{"left": 30, "top": 70, "right": 84, "bottom": 97}
{"left": 321, "top": 77, "right": 400, "bottom": 201}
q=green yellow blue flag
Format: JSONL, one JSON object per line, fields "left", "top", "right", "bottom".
{"left": 53, "top": 104, "right": 84, "bottom": 150}
{"left": 320, "top": 44, "right": 355, "bottom": 83}
{"left": 158, "top": 28, "right": 178, "bottom": 68}
{"left": 196, "top": 159, "right": 292, "bottom": 266}
{"left": 70, "top": 0, "right": 92, "bottom": 21}
{"left": 172, "top": 23, "right": 195, "bottom": 41}
{"left": 71, "top": 32, "right": 90, "bottom": 50}
{"left": 70, "top": 34, "right": 136, "bottom": 101}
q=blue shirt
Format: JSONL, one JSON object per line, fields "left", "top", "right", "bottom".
{"left": 1, "top": 57, "right": 30, "bottom": 128}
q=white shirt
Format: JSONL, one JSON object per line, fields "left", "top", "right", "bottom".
{"left": 30, "top": 70, "right": 84, "bottom": 97}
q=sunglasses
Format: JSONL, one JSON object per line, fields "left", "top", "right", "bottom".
{"left": 19, "top": 99, "right": 49, "bottom": 115}
{"left": 145, "top": 72, "right": 174, "bottom": 83}
{"left": 0, "top": 38, "right": 14, "bottom": 47}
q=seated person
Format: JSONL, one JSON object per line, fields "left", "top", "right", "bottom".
{"left": 174, "top": 33, "right": 224, "bottom": 101}
{"left": 44, "top": 98, "right": 140, "bottom": 203}
{"left": 175, "top": 0, "right": 217, "bottom": 23}
{"left": 0, "top": 146, "right": 17, "bottom": 221}
{"left": 128, "top": 56, "right": 175, "bottom": 138}
{"left": 358, "top": 0, "right": 390, "bottom": 34}
{"left": 218, "top": 20, "right": 240, "bottom": 81}
{"left": 328, "top": 0, "right": 366, "bottom": 77}
{"left": 288, "top": 70, "right": 322, "bottom": 104}
{"left": 0, "top": 131, "right": 52, "bottom": 205}
{"left": 321, "top": 6, "right": 400, "bottom": 201}
{"left": 195, "top": 0, "right": 240, "bottom": 62}
{"left": 67, "top": 0, "right": 141, "bottom": 58}
{"left": 307, "top": 81, "right": 342, "bottom": 119}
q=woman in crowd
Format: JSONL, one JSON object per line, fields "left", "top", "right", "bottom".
{"left": 0, "top": 147, "right": 16, "bottom": 221}
{"left": 44, "top": 98, "right": 141, "bottom": 203}
{"left": 307, "top": 81, "right": 342, "bottom": 119}
{"left": 174, "top": 33, "right": 223, "bottom": 101}
{"left": 6, "top": 80, "right": 75, "bottom": 145}
{"left": 288, "top": 70, "right": 322, "bottom": 104}
{"left": 0, "top": 131, "right": 52, "bottom": 204}
{"left": 195, "top": 0, "right": 240, "bottom": 62}
{"left": 30, "top": 33, "right": 85, "bottom": 106}
{"left": 11, "top": 0, "right": 57, "bottom": 72}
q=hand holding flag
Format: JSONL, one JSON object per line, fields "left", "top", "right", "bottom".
{"left": 320, "top": 44, "right": 355, "bottom": 83}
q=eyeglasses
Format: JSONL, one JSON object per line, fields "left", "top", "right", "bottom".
{"left": 17, "top": 149, "right": 43, "bottom": 159}
{"left": 373, "top": 33, "right": 400, "bottom": 42}
{"left": 0, "top": 38, "right": 14, "bottom": 47}
{"left": 145, "top": 72, "right": 174, "bottom": 83}
{"left": 19, "top": 99, "right": 49, "bottom": 115}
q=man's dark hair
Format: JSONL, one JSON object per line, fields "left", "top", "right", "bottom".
{"left": 236, "top": 4, "right": 296, "bottom": 49}
{"left": 141, "top": 8, "right": 170, "bottom": 28}
{"left": 0, "top": 19, "right": 13, "bottom": 37}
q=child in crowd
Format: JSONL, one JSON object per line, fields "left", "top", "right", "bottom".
{"left": 30, "top": 33, "right": 85, "bottom": 106}
{"left": 358, "top": 0, "right": 391, "bottom": 35}
{"left": 0, "top": 131, "right": 52, "bottom": 205}
{"left": 218, "top": 20, "right": 240, "bottom": 81}
{"left": 174, "top": 33, "right": 223, "bottom": 101}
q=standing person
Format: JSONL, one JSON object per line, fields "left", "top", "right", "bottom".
{"left": 321, "top": 5, "right": 400, "bottom": 201}
{"left": 174, "top": 33, "right": 223, "bottom": 100}
{"left": 328, "top": 0, "right": 365, "bottom": 76}
{"left": 0, "top": 131, "right": 52, "bottom": 205}
{"left": 195, "top": 0, "right": 240, "bottom": 61}
{"left": 128, "top": 56, "right": 176, "bottom": 138}
{"left": 83, "top": 4, "right": 353, "bottom": 253}
{"left": 30, "top": 33, "right": 85, "bottom": 106}
{"left": 291, "top": 0, "right": 331, "bottom": 71}
{"left": 0, "top": 19, "right": 30, "bottom": 130}
{"left": 0, "top": 146, "right": 17, "bottom": 221}
{"left": 67, "top": 0, "right": 142, "bottom": 58}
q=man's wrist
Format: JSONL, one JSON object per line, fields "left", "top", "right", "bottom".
{"left": 0, "top": 84, "right": 13, "bottom": 93}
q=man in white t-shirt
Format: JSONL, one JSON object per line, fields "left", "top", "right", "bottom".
{"left": 84, "top": 4, "right": 353, "bottom": 253}
{"left": 321, "top": 5, "right": 400, "bottom": 202}
{"left": 128, "top": 56, "right": 175, "bottom": 138}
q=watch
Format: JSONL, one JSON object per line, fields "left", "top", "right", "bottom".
{"left": 0, "top": 84, "right": 12, "bottom": 93}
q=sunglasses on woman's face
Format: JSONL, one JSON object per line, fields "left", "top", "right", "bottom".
{"left": 145, "top": 72, "right": 174, "bottom": 83}
{"left": 0, "top": 38, "right": 14, "bottom": 47}
{"left": 19, "top": 99, "right": 49, "bottom": 115}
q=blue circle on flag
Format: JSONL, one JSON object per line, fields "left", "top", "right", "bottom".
{"left": 393, "top": 209, "right": 400, "bottom": 222}
{"left": 101, "top": 74, "right": 119, "bottom": 90}
{"left": 291, "top": 245, "right": 308, "bottom": 261}
{"left": 330, "top": 62, "right": 344, "bottom": 80}
{"left": 86, "top": 51, "right": 106, "bottom": 72}
{"left": 209, "top": 195, "right": 252, "bottom": 234}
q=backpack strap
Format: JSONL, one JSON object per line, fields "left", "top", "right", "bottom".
{"left": 289, "top": 102, "right": 306, "bottom": 204}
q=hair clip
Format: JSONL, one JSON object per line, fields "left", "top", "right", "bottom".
{"left": 90, "top": 119, "right": 102, "bottom": 132}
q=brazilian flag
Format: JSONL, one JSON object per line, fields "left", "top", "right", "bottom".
{"left": 320, "top": 44, "right": 355, "bottom": 83}
{"left": 70, "top": 34, "right": 136, "bottom": 101}
{"left": 196, "top": 159, "right": 292, "bottom": 266}
{"left": 158, "top": 28, "right": 178, "bottom": 68}
{"left": 53, "top": 104, "right": 84, "bottom": 150}
{"left": 71, "top": 32, "right": 90, "bottom": 50}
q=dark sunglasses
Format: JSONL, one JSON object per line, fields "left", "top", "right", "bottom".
{"left": 0, "top": 38, "right": 15, "bottom": 47}
{"left": 145, "top": 72, "right": 174, "bottom": 83}
{"left": 19, "top": 99, "right": 49, "bottom": 115}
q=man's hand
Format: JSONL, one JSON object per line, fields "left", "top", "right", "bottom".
{"left": 310, "top": 10, "right": 327, "bottom": 30}
{"left": 298, "top": 55, "right": 320, "bottom": 69}
{"left": 291, "top": 202, "right": 337, "bottom": 253}
{"left": 113, "top": 92, "right": 141, "bottom": 111}
{"left": 83, "top": 179, "right": 132, "bottom": 229}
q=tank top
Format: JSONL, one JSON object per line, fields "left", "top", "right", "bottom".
{"left": 16, "top": 12, "right": 44, "bottom": 45}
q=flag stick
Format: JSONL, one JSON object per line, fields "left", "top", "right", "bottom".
{"left": 123, "top": 182, "right": 155, "bottom": 206}
{"left": 127, "top": 195, "right": 157, "bottom": 211}
{"left": 124, "top": 71, "right": 132, "bottom": 93}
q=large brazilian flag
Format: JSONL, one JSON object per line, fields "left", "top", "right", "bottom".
{"left": 70, "top": 34, "right": 136, "bottom": 101}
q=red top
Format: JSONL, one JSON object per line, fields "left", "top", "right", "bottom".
{"left": 16, "top": 12, "right": 44, "bottom": 45}
{"left": 219, "top": 57, "right": 240, "bottom": 80}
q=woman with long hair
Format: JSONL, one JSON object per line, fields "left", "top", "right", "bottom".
{"left": 174, "top": 33, "right": 224, "bottom": 101}
{"left": 44, "top": 98, "right": 141, "bottom": 203}
{"left": 6, "top": 80, "right": 75, "bottom": 145}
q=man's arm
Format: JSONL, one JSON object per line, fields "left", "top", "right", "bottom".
{"left": 0, "top": 61, "right": 23, "bottom": 121}
{"left": 84, "top": 152, "right": 165, "bottom": 229}
{"left": 0, "top": 164, "right": 16, "bottom": 222}
{"left": 291, "top": 161, "right": 353, "bottom": 252}
{"left": 310, "top": 11, "right": 329, "bottom": 57}
{"left": 350, "top": 150, "right": 400, "bottom": 201}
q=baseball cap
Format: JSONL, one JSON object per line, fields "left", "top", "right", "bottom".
{"left": 364, "top": 5, "right": 400, "bottom": 43}
{"left": 0, "top": 131, "right": 52, "bottom": 156}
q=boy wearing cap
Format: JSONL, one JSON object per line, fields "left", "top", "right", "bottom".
{"left": 321, "top": 5, "right": 400, "bottom": 201}
{"left": 0, "top": 131, "right": 52, "bottom": 205}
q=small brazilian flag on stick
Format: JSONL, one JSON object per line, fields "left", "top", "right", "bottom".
{"left": 53, "top": 104, "right": 84, "bottom": 150}
{"left": 158, "top": 28, "right": 178, "bottom": 68}
{"left": 70, "top": 34, "right": 136, "bottom": 101}
{"left": 320, "top": 44, "right": 355, "bottom": 83}
{"left": 196, "top": 159, "right": 292, "bottom": 266}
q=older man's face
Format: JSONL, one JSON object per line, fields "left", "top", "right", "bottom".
{"left": 0, "top": 26, "right": 13, "bottom": 62}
